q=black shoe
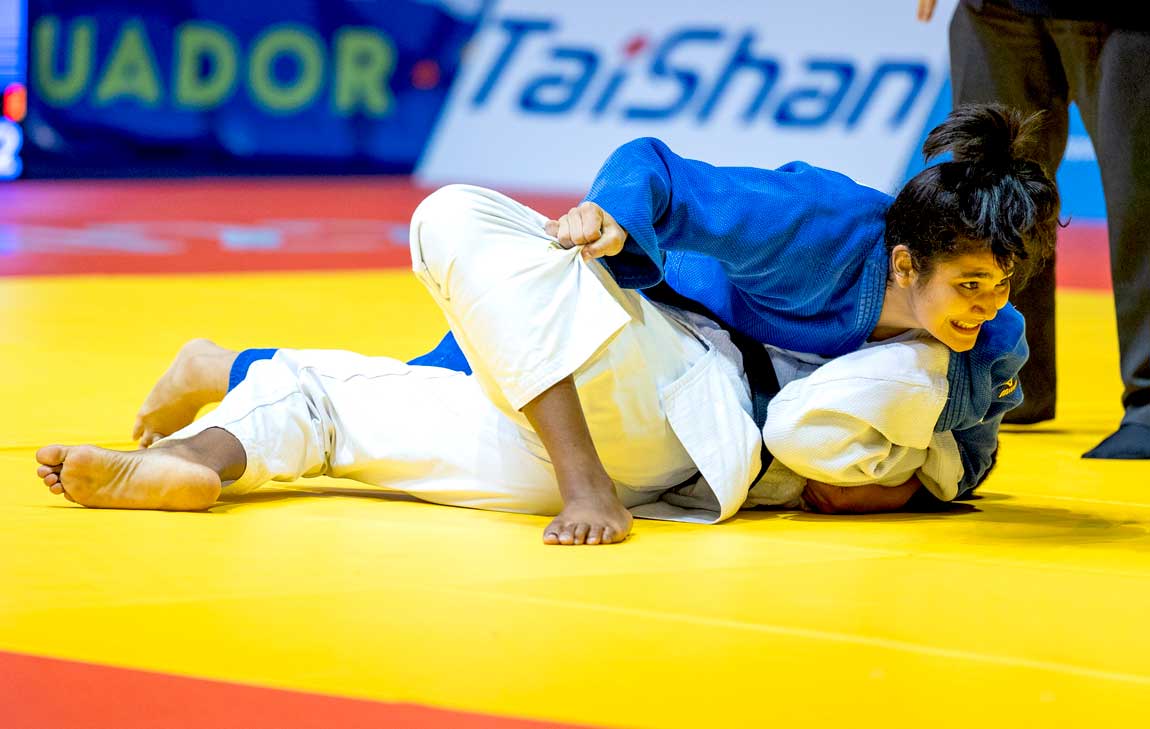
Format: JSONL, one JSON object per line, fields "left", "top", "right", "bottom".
{"left": 1002, "top": 403, "right": 1056, "bottom": 425}
{"left": 1082, "top": 423, "right": 1150, "bottom": 460}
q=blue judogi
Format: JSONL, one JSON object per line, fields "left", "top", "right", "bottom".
{"left": 413, "top": 138, "right": 1027, "bottom": 498}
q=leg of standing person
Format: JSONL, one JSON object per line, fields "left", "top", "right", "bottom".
{"left": 948, "top": 0, "right": 1068, "bottom": 423}
{"left": 1081, "top": 28, "right": 1150, "bottom": 458}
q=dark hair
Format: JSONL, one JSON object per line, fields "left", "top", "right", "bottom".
{"left": 885, "top": 104, "right": 1060, "bottom": 289}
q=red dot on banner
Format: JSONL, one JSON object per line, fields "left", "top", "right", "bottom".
{"left": 3, "top": 84, "right": 27, "bottom": 122}
{"left": 623, "top": 36, "right": 648, "bottom": 58}
{"left": 411, "top": 60, "right": 441, "bottom": 90}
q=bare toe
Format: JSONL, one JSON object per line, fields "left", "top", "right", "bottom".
{"left": 543, "top": 516, "right": 563, "bottom": 545}
{"left": 35, "top": 445, "right": 66, "bottom": 468}
{"left": 573, "top": 523, "right": 590, "bottom": 545}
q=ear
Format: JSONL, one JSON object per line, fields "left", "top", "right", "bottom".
{"left": 890, "top": 245, "right": 916, "bottom": 288}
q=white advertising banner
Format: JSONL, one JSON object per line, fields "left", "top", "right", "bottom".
{"left": 417, "top": 0, "right": 958, "bottom": 195}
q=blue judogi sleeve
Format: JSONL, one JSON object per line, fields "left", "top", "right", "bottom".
{"left": 584, "top": 137, "right": 892, "bottom": 357}
{"left": 952, "top": 418, "right": 1005, "bottom": 498}
{"left": 937, "top": 304, "right": 1029, "bottom": 497}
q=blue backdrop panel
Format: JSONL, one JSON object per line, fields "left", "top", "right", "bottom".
{"left": 24, "top": 0, "right": 481, "bottom": 176}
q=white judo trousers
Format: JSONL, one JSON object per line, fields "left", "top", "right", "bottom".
{"left": 167, "top": 185, "right": 965, "bottom": 521}
{"left": 167, "top": 185, "right": 716, "bottom": 515}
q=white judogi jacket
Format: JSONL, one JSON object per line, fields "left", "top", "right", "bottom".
{"left": 632, "top": 308, "right": 962, "bottom": 523}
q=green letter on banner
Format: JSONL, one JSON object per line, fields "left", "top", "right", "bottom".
{"left": 249, "top": 25, "right": 325, "bottom": 114}
{"left": 174, "top": 22, "right": 239, "bottom": 110}
{"left": 33, "top": 16, "right": 94, "bottom": 106}
{"left": 333, "top": 28, "right": 394, "bottom": 117}
{"left": 94, "top": 19, "right": 163, "bottom": 108}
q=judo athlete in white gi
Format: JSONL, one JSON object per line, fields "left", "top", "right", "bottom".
{"left": 34, "top": 104, "right": 1060, "bottom": 545}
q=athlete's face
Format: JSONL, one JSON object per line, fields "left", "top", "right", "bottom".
{"left": 904, "top": 251, "right": 1013, "bottom": 352}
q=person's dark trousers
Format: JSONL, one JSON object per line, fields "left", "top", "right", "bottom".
{"left": 951, "top": 1, "right": 1150, "bottom": 454}
{"left": 1095, "top": 29, "right": 1150, "bottom": 440}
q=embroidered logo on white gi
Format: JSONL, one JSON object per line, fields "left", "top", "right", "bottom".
{"left": 998, "top": 378, "right": 1018, "bottom": 398}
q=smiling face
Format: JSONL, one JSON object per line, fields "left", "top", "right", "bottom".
{"left": 897, "top": 248, "right": 1013, "bottom": 352}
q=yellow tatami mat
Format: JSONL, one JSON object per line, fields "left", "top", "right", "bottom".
{"left": 2, "top": 271, "right": 1149, "bottom": 727}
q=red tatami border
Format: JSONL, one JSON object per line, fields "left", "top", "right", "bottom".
{"left": 0, "top": 650, "right": 591, "bottom": 729}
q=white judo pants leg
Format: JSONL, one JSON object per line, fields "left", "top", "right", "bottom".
{"left": 164, "top": 185, "right": 705, "bottom": 515}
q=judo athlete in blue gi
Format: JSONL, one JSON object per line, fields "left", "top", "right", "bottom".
{"left": 36, "top": 104, "right": 1060, "bottom": 546}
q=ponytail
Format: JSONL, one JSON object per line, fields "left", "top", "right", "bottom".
{"left": 886, "top": 103, "right": 1061, "bottom": 288}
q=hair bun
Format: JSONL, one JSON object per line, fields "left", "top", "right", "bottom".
{"left": 922, "top": 103, "right": 1044, "bottom": 169}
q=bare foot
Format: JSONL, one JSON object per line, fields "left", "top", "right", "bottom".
{"left": 543, "top": 491, "right": 633, "bottom": 546}
{"left": 35, "top": 444, "right": 221, "bottom": 510}
{"left": 133, "top": 339, "right": 235, "bottom": 447}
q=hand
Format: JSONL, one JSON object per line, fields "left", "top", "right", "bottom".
{"left": 543, "top": 492, "right": 633, "bottom": 545}
{"left": 916, "top": 0, "right": 937, "bottom": 21}
{"left": 544, "top": 202, "right": 628, "bottom": 260}
{"left": 802, "top": 476, "right": 921, "bottom": 514}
